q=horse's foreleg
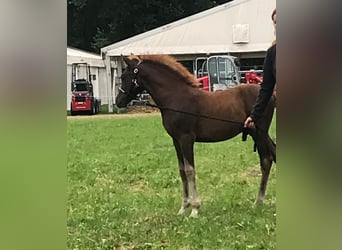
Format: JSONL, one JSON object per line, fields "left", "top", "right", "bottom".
{"left": 173, "top": 139, "right": 190, "bottom": 215}
{"left": 178, "top": 169, "right": 191, "bottom": 215}
{"left": 186, "top": 162, "right": 201, "bottom": 218}
{"left": 180, "top": 136, "right": 201, "bottom": 217}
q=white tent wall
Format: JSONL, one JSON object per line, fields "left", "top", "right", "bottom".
{"left": 98, "top": 68, "right": 109, "bottom": 107}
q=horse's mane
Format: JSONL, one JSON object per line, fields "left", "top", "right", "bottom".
{"left": 129, "top": 54, "right": 200, "bottom": 87}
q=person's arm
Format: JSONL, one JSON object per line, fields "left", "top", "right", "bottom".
{"left": 250, "top": 44, "right": 276, "bottom": 122}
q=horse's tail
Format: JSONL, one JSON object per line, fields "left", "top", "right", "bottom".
{"left": 242, "top": 128, "right": 258, "bottom": 153}
{"left": 267, "top": 135, "right": 276, "bottom": 163}
{"left": 242, "top": 127, "right": 258, "bottom": 152}
{"left": 264, "top": 95, "right": 276, "bottom": 163}
{"left": 242, "top": 95, "right": 276, "bottom": 163}
{"left": 242, "top": 128, "right": 248, "bottom": 141}
{"left": 242, "top": 128, "right": 276, "bottom": 163}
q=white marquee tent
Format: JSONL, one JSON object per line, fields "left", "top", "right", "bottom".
{"left": 101, "top": 0, "right": 276, "bottom": 57}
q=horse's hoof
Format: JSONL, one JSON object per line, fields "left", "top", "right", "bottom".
{"left": 189, "top": 209, "right": 199, "bottom": 218}
{"left": 177, "top": 207, "right": 186, "bottom": 215}
{"left": 253, "top": 199, "right": 264, "bottom": 207}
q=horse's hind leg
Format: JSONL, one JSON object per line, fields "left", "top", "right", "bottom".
{"left": 254, "top": 99, "right": 276, "bottom": 204}
{"left": 255, "top": 156, "right": 273, "bottom": 204}
{"left": 173, "top": 139, "right": 191, "bottom": 215}
{"left": 255, "top": 136, "right": 275, "bottom": 204}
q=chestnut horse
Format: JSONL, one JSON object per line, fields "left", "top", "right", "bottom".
{"left": 116, "top": 54, "right": 276, "bottom": 217}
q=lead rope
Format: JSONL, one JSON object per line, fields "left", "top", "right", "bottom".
{"left": 145, "top": 101, "right": 259, "bottom": 152}
{"left": 145, "top": 102, "right": 244, "bottom": 126}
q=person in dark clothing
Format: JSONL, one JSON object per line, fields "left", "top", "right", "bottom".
{"left": 244, "top": 9, "right": 276, "bottom": 129}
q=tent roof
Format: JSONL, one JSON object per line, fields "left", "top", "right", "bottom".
{"left": 67, "top": 47, "right": 104, "bottom": 67}
{"left": 101, "top": 0, "right": 276, "bottom": 57}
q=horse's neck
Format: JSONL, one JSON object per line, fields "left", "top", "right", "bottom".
{"left": 141, "top": 67, "right": 191, "bottom": 107}
{"left": 145, "top": 80, "right": 188, "bottom": 107}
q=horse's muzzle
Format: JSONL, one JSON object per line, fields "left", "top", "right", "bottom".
{"left": 115, "top": 94, "right": 129, "bottom": 108}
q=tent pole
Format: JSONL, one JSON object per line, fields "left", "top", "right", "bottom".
{"left": 104, "top": 54, "right": 113, "bottom": 113}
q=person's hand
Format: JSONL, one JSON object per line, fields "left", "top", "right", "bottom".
{"left": 244, "top": 116, "right": 255, "bottom": 129}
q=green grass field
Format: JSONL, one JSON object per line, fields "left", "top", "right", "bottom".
{"left": 67, "top": 114, "right": 276, "bottom": 249}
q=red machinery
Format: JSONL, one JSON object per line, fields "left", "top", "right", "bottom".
{"left": 195, "top": 55, "right": 241, "bottom": 92}
{"left": 194, "top": 56, "right": 276, "bottom": 97}
{"left": 245, "top": 70, "right": 276, "bottom": 97}
{"left": 70, "top": 63, "right": 101, "bottom": 115}
{"left": 197, "top": 76, "right": 210, "bottom": 91}
{"left": 245, "top": 70, "right": 263, "bottom": 84}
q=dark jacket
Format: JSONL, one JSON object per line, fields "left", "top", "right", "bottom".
{"left": 250, "top": 44, "right": 276, "bottom": 122}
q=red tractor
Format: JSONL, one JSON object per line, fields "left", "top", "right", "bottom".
{"left": 70, "top": 63, "right": 101, "bottom": 115}
{"left": 245, "top": 70, "right": 263, "bottom": 84}
{"left": 195, "top": 55, "right": 241, "bottom": 92}
{"left": 244, "top": 70, "right": 276, "bottom": 97}
{"left": 194, "top": 55, "right": 276, "bottom": 97}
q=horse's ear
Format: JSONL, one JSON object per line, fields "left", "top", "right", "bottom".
{"left": 122, "top": 56, "right": 132, "bottom": 67}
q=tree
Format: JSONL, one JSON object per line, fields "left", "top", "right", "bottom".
{"left": 68, "top": 0, "right": 233, "bottom": 53}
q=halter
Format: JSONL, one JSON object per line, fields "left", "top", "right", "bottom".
{"left": 119, "top": 60, "right": 142, "bottom": 94}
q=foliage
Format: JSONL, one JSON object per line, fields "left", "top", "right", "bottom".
{"left": 67, "top": 0, "right": 233, "bottom": 53}
{"left": 67, "top": 115, "right": 276, "bottom": 249}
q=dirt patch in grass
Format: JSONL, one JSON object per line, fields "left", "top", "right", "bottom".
{"left": 127, "top": 105, "right": 159, "bottom": 114}
{"left": 67, "top": 105, "right": 160, "bottom": 120}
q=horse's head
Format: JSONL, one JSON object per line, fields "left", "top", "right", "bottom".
{"left": 116, "top": 55, "right": 145, "bottom": 108}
